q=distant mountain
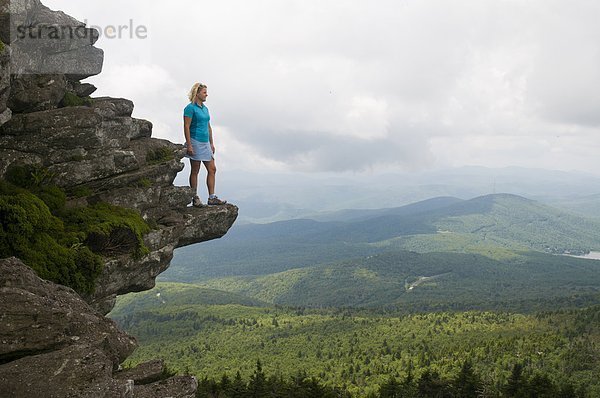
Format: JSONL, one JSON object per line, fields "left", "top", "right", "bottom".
{"left": 162, "top": 193, "right": 600, "bottom": 307}
{"left": 549, "top": 193, "right": 600, "bottom": 219}
{"left": 201, "top": 166, "right": 600, "bottom": 223}
{"left": 306, "top": 196, "right": 464, "bottom": 222}
{"left": 215, "top": 193, "right": 600, "bottom": 250}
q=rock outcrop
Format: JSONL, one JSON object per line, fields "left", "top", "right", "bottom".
{"left": 0, "top": 1, "right": 238, "bottom": 315}
{"left": 0, "top": 1, "right": 238, "bottom": 397}
{"left": 0, "top": 258, "right": 198, "bottom": 397}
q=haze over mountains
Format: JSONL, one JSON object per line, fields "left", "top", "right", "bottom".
{"left": 188, "top": 166, "right": 600, "bottom": 224}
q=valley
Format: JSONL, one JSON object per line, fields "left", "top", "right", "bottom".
{"left": 112, "top": 192, "right": 600, "bottom": 396}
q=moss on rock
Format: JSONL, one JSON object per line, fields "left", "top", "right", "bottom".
{"left": 0, "top": 182, "right": 102, "bottom": 294}
{"left": 61, "top": 92, "right": 92, "bottom": 107}
{"left": 146, "top": 147, "right": 175, "bottom": 165}
{"left": 0, "top": 167, "right": 151, "bottom": 294}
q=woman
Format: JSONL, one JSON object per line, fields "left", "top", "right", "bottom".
{"left": 183, "top": 82, "right": 227, "bottom": 206}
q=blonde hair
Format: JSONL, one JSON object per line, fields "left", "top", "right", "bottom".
{"left": 188, "top": 82, "right": 207, "bottom": 102}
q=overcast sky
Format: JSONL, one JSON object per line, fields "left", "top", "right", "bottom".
{"left": 45, "top": 0, "right": 600, "bottom": 176}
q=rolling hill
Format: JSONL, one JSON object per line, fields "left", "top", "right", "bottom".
{"left": 162, "top": 193, "right": 600, "bottom": 284}
{"left": 195, "top": 250, "right": 600, "bottom": 311}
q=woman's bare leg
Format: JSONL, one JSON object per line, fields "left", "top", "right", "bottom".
{"left": 203, "top": 159, "right": 216, "bottom": 196}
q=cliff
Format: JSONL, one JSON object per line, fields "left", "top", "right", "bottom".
{"left": 0, "top": 1, "right": 237, "bottom": 396}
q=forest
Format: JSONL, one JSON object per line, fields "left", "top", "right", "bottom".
{"left": 111, "top": 289, "right": 599, "bottom": 397}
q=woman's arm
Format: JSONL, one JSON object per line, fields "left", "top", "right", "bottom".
{"left": 209, "top": 123, "right": 215, "bottom": 153}
{"left": 184, "top": 116, "right": 194, "bottom": 154}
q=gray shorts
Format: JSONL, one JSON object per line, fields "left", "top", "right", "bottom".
{"left": 185, "top": 140, "right": 213, "bottom": 161}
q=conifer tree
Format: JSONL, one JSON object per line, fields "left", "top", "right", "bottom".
{"left": 452, "top": 359, "right": 482, "bottom": 397}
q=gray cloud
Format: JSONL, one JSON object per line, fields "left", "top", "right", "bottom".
{"left": 44, "top": 0, "right": 600, "bottom": 174}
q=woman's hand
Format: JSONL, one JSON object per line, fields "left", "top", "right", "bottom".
{"left": 187, "top": 143, "right": 195, "bottom": 155}
{"left": 211, "top": 143, "right": 215, "bottom": 154}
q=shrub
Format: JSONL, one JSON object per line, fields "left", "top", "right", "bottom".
{"left": 70, "top": 185, "right": 94, "bottom": 198}
{"left": 5, "top": 164, "right": 55, "bottom": 189}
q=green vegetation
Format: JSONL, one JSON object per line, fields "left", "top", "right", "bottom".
{"left": 192, "top": 250, "right": 600, "bottom": 312}
{"left": 197, "top": 360, "right": 351, "bottom": 397}
{"left": 111, "top": 287, "right": 600, "bottom": 397}
{"left": 61, "top": 92, "right": 92, "bottom": 107}
{"left": 0, "top": 39, "right": 5, "bottom": 53}
{"left": 132, "top": 177, "right": 152, "bottom": 188}
{"left": 62, "top": 202, "right": 151, "bottom": 258}
{"left": 195, "top": 360, "right": 584, "bottom": 397}
{"left": 0, "top": 165, "right": 150, "bottom": 293}
{"left": 69, "top": 185, "right": 94, "bottom": 198}
{"left": 146, "top": 146, "right": 174, "bottom": 165}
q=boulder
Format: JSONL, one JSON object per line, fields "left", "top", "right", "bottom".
{"left": 6, "top": 1, "right": 103, "bottom": 78}
{"left": 134, "top": 376, "right": 198, "bottom": 398}
{"left": 88, "top": 203, "right": 238, "bottom": 314}
{"left": 0, "top": 258, "right": 204, "bottom": 397}
{"left": 0, "top": 257, "right": 136, "bottom": 397}
{"left": 7, "top": 73, "right": 67, "bottom": 113}
{"left": 70, "top": 80, "right": 97, "bottom": 97}
{"left": 0, "top": 345, "right": 133, "bottom": 398}
{"left": 0, "top": 0, "right": 41, "bottom": 45}
{"left": 114, "top": 359, "right": 167, "bottom": 385}
{"left": 0, "top": 257, "right": 136, "bottom": 366}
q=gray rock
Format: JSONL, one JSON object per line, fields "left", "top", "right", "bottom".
{"left": 0, "top": 0, "right": 41, "bottom": 45}
{"left": 0, "top": 0, "right": 10, "bottom": 45}
{"left": 134, "top": 376, "right": 198, "bottom": 398}
{"left": 0, "top": 107, "right": 10, "bottom": 125}
{"left": 114, "top": 359, "right": 167, "bottom": 385}
{"left": 70, "top": 80, "right": 97, "bottom": 97}
{"left": 0, "top": 345, "right": 132, "bottom": 398}
{"left": 0, "top": 257, "right": 137, "bottom": 397}
{"left": 92, "top": 96, "right": 135, "bottom": 117}
{"left": 0, "top": 257, "right": 136, "bottom": 365}
{"left": 87, "top": 203, "right": 238, "bottom": 314}
{"left": 8, "top": 73, "right": 67, "bottom": 113}
{"left": 5, "top": 1, "right": 103, "bottom": 78}
{"left": 0, "top": 99, "right": 157, "bottom": 187}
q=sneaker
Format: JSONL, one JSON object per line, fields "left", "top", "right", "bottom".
{"left": 192, "top": 196, "right": 204, "bottom": 208}
{"left": 207, "top": 195, "right": 227, "bottom": 205}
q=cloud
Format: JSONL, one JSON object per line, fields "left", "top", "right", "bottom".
{"left": 44, "top": 0, "right": 600, "bottom": 175}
